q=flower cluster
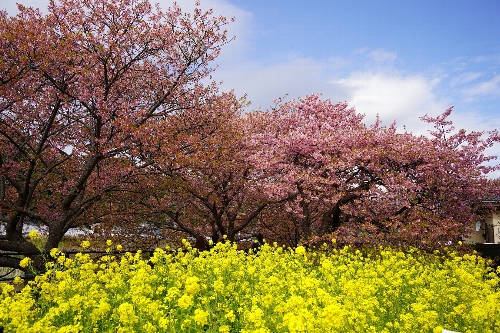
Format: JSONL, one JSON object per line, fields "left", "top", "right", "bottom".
{"left": 1, "top": 242, "right": 500, "bottom": 332}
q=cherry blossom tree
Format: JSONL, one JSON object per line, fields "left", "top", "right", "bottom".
{"left": 122, "top": 92, "right": 272, "bottom": 244}
{"left": 248, "top": 95, "right": 500, "bottom": 248}
{"left": 0, "top": 0, "right": 233, "bottom": 269}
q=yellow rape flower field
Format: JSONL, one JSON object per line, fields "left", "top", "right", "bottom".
{"left": 1, "top": 241, "right": 500, "bottom": 333}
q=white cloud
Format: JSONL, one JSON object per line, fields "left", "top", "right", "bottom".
{"left": 352, "top": 47, "right": 371, "bottom": 56}
{"left": 327, "top": 71, "right": 500, "bottom": 175}
{"left": 473, "top": 53, "right": 500, "bottom": 64}
{"left": 327, "top": 56, "right": 352, "bottom": 70}
{"left": 330, "top": 72, "right": 449, "bottom": 133}
{"left": 462, "top": 75, "right": 500, "bottom": 98}
{"left": 450, "top": 71, "right": 483, "bottom": 86}
{"left": 369, "top": 48, "right": 397, "bottom": 64}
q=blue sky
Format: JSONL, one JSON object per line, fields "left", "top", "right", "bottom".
{"left": 3, "top": 0, "right": 500, "bottom": 172}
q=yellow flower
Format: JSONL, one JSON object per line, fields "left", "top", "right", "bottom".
{"left": 80, "top": 240, "right": 91, "bottom": 249}
{"left": 19, "top": 257, "right": 31, "bottom": 268}
{"left": 91, "top": 299, "right": 111, "bottom": 322}
{"left": 4, "top": 242, "right": 500, "bottom": 332}
{"left": 321, "top": 259, "right": 333, "bottom": 270}
{"left": 28, "top": 229, "right": 39, "bottom": 240}
{"left": 433, "top": 326, "right": 444, "bottom": 333}
{"left": 454, "top": 303, "right": 467, "bottom": 314}
{"left": 213, "top": 278, "right": 224, "bottom": 293}
{"left": 63, "top": 257, "right": 73, "bottom": 269}
{"left": 193, "top": 308, "right": 209, "bottom": 326}
{"left": 185, "top": 276, "right": 201, "bottom": 294}
{"left": 116, "top": 244, "right": 123, "bottom": 251}
{"left": 181, "top": 319, "right": 192, "bottom": 330}
{"left": 117, "top": 302, "right": 138, "bottom": 325}
{"left": 56, "top": 324, "right": 83, "bottom": 333}
{"left": 225, "top": 310, "right": 236, "bottom": 322}
{"left": 178, "top": 295, "right": 193, "bottom": 309}
{"left": 13, "top": 276, "right": 23, "bottom": 285}
{"left": 219, "top": 325, "right": 230, "bottom": 333}
{"left": 1, "top": 283, "right": 15, "bottom": 295}
{"left": 158, "top": 317, "right": 170, "bottom": 329}
{"left": 142, "top": 322, "right": 157, "bottom": 332}
{"left": 245, "top": 306, "right": 265, "bottom": 327}
{"left": 295, "top": 246, "right": 306, "bottom": 255}
{"left": 50, "top": 248, "right": 61, "bottom": 258}
{"left": 106, "top": 239, "right": 113, "bottom": 246}
{"left": 57, "top": 255, "right": 66, "bottom": 265}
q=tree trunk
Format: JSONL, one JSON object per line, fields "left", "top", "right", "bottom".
{"left": 320, "top": 204, "right": 342, "bottom": 235}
